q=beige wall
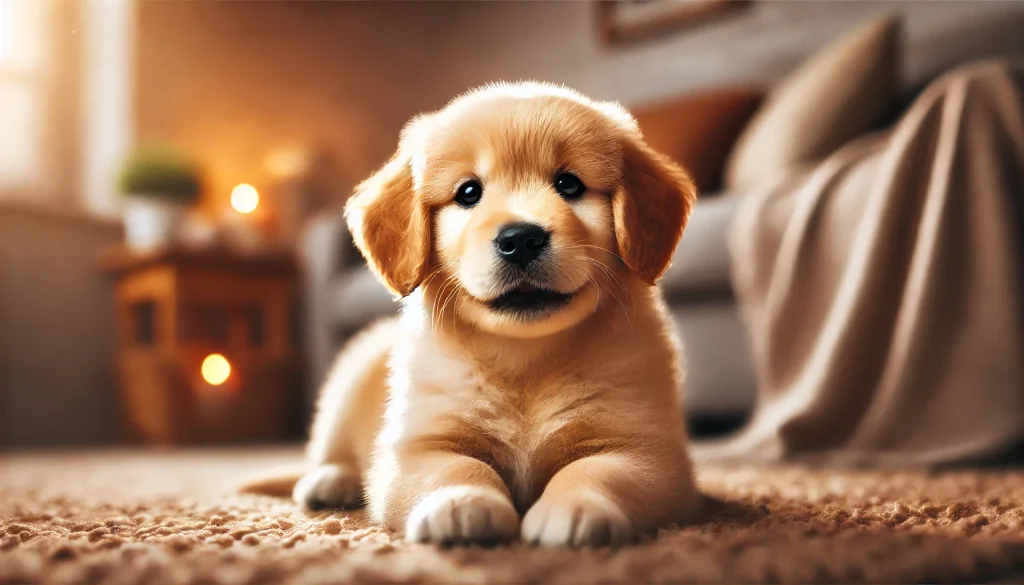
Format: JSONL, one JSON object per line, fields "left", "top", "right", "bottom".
{"left": 136, "top": 1, "right": 1024, "bottom": 209}
{"left": 433, "top": 1, "right": 1024, "bottom": 106}
{"left": 135, "top": 2, "right": 469, "bottom": 215}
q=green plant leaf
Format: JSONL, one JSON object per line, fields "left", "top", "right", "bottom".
{"left": 118, "top": 143, "right": 203, "bottom": 201}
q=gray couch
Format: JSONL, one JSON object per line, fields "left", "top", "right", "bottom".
{"left": 298, "top": 194, "right": 756, "bottom": 425}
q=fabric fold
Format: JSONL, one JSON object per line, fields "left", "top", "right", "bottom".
{"left": 696, "top": 61, "right": 1024, "bottom": 466}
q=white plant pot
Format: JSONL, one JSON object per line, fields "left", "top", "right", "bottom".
{"left": 123, "top": 196, "right": 192, "bottom": 252}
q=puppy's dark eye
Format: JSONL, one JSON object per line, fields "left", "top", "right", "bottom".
{"left": 454, "top": 180, "right": 482, "bottom": 208}
{"left": 554, "top": 173, "right": 585, "bottom": 199}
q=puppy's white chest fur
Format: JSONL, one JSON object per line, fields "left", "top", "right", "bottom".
{"left": 394, "top": 335, "right": 596, "bottom": 510}
{"left": 461, "top": 377, "right": 594, "bottom": 512}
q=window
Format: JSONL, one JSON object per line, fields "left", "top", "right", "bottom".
{"left": 0, "top": 0, "right": 51, "bottom": 199}
{"left": 0, "top": 1, "right": 133, "bottom": 213}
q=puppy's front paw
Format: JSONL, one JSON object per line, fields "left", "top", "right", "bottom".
{"left": 522, "top": 490, "right": 633, "bottom": 548}
{"left": 405, "top": 486, "right": 519, "bottom": 545}
{"left": 293, "top": 464, "right": 364, "bottom": 510}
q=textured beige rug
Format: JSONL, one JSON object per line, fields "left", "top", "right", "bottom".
{"left": 2, "top": 449, "right": 1024, "bottom": 584}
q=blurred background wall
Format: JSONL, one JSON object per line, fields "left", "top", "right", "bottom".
{"left": 135, "top": 1, "right": 1023, "bottom": 213}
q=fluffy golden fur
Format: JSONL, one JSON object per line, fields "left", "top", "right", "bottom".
{"left": 294, "top": 82, "right": 700, "bottom": 547}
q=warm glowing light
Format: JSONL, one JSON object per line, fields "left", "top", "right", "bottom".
{"left": 230, "top": 184, "right": 259, "bottom": 214}
{"left": 201, "top": 353, "right": 231, "bottom": 386}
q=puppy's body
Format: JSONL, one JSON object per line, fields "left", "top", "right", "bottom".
{"left": 294, "top": 82, "right": 700, "bottom": 547}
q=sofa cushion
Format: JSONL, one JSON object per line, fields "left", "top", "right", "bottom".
{"left": 723, "top": 14, "right": 900, "bottom": 192}
{"left": 632, "top": 87, "right": 764, "bottom": 193}
{"left": 660, "top": 192, "right": 744, "bottom": 300}
{"left": 673, "top": 301, "right": 756, "bottom": 417}
{"left": 329, "top": 268, "right": 397, "bottom": 334}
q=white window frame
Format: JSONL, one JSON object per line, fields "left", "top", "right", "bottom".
{"left": 81, "top": 0, "right": 135, "bottom": 218}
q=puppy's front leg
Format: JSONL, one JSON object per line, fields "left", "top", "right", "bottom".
{"left": 371, "top": 448, "right": 519, "bottom": 545}
{"left": 522, "top": 450, "right": 698, "bottom": 547}
{"left": 294, "top": 320, "right": 395, "bottom": 510}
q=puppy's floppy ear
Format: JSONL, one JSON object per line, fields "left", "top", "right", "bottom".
{"left": 345, "top": 117, "right": 432, "bottom": 297}
{"left": 613, "top": 136, "right": 697, "bottom": 285}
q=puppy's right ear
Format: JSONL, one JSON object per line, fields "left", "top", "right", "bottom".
{"left": 345, "top": 117, "right": 432, "bottom": 297}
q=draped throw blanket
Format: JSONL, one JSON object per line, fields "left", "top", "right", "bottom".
{"left": 697, "top": 61, "right": 1024, "bottom": 466}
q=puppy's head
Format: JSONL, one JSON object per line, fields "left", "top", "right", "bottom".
{"left": 346, "top": 82, "right": 696, "bottom": 338}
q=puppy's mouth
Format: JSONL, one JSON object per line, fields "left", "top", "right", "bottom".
{"left": 487, "top": 283, "right": 577, "bottom": 315}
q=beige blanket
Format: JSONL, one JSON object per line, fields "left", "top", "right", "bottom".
{"left": 697, "top": 61, "right": 1024, "bottom": 466}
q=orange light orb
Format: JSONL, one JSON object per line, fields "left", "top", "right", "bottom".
{"left": 201, "top": 353, "right": 231, "bottom": 386}
{"left": 230, "top": 184, "right": 259, "bottom": 214}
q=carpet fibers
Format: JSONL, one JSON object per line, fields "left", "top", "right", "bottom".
{"left": 3, "top": 449, "right": 1024, "bottom": 584}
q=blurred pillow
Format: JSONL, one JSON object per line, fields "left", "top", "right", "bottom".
{"left": 723, "top": 15, "right": 900, "bottom": 192}
{"left": 632, "top": 87, "right": 764, "bottom": 194}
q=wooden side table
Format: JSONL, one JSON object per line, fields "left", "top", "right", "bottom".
{"left": 103, "top": 246, "right": 301, "bottom": 445}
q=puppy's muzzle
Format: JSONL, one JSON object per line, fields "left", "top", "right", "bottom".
{"left": 494, "top": 222, "right": 549, "bottom": 268}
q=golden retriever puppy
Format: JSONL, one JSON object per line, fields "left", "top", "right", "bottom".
{"left": 294, "top": 82, "right": 700, "bottom": 547}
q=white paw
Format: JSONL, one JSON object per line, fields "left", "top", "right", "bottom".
{"left": 522, "top": 490, "right": 633, "bottom": 548}
{"left": 405, "top": 486, "right": 519, "bottom": 545}
{"left": 293, "top": 464, "right": 364, "bottom": 510}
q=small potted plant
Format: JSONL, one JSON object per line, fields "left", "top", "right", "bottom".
{"left": 118, "top": 144, "right": 202, "bottom": 251}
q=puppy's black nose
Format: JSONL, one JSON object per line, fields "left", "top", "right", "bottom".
{"left": 494, "top": 222, "right": 549, "bottom": 267}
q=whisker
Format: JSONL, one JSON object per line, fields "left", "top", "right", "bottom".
{"left": 559, "top": 239, "right": 636, "bottom": 328}
{"left": 431, "top": 273, "right": 461, "bottom": 332}
{"left": 421, "top": 258, "right": 457, "bottom": 289}
{"left": 573, "top": 243, "right": 629, "bottom": 265}
{"left": 583, "top": 256, "right": 634, "bottom": 329}
{"left": 423, "top": 258, "right": 460, "bottom": 331}
{"left": 437, "top": 281, "right": 461, "bottom": 335}
{"left": 567, "top": 256, "right": 592, "bottom": 292}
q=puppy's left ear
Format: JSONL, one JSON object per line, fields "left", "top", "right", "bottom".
{"left": 613, "top": 136, "right": 697, "bottom": 285}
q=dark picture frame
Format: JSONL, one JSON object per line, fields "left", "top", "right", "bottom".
{"left": 595, "top": 0, "right": 750, "bottom": 46}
